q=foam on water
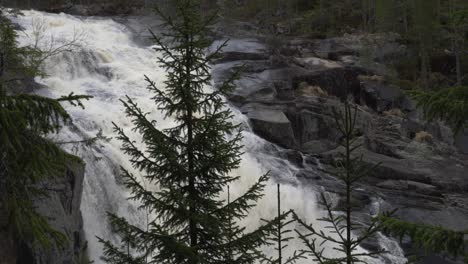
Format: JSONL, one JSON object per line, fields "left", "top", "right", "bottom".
{"left": 12, "top": 11, "right": 405, "bottom": 264}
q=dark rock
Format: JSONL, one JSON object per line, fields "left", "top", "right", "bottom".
{"left": 274, "top": 81, "right": 295, "bottom": 101}
{"left": 334, "top": 190, "right": 373, "bottom": 211}
{"left": 214, "top": 52, "right": 269, "bottom": 63}
{"left": 360, "top": 79, "right": 405, "bottom": 112}
{"left": 282, "top": 150, "right": 304, "bottom": 167}
{"left": 314, "top": 33, "right": 406, "bottom": 63}
{"left": 247, "top": 108, "right": 297, "bottom": 149}
{"left": 211, "top": 33, "right": 468, "bottom": 263}
{"left": 29, "top": 161, "right": 86, "bottom": 264}
{"left": 301, "top": 140, "right": 337, "bottom": 154}
{"left": 296, "top": 170, "right": 322, "bottom": 180}
{"left": 455, "top": 129, "right": 468, "bottom": 154}
{"left": 431, "top": 53, "right": 456, "bottom": 76}
{"left": 303, "top": 155, "right": 321, "bottom": 167}
{"left": 0, "top": 161, "right": 86, "bottom": 264}
{"left": 377, "top": 180, "right": 442, "bottom": 197}
{"left": 287, "top": 109, "right": 339, "bottom": 146}
{"left": 365, "top": 117, "right": 409, "bottom": 158}
{"left": 292, "top": 67, "right": 366, "bottom": 100}
{"left": 0, "top": 232, "right": 16, "bottom": 264}
{"left": 228, "top": 93, "right": 247, "bottom": 105}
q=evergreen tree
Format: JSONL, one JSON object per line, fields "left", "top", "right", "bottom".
{"left": 0, "top": 13, "right": 91, "bottom": 247}
{"left": 389, "top": 86, "right": 468, "bottom": 263}
{"left": 98, "top": 1, "right": 275, "bottom": 263}
{"left": 411, "top": 0, "right": 440, "bottom": 87}
{"left": 375, "top": 0, "right": 397, "bottom": 32}
{"left": 259, "top": 184, "right": 305, "bottom": 264}
{"left": 293, "top": 101, "right": 385, "bottom": 264}
{"left": 444, "top": 0, "right": 468, "bottom": 85}
{"left": 377, "top": 214, "right": 468, "bottom": 263}
{"left": 407, "top": 85, "right": 468, "bottom": 133}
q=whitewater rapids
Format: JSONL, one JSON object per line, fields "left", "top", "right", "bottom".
{"left": 12, "top": 10, "right": 405, "bottom": 264}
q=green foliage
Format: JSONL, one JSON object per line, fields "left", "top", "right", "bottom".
{"left": 377, "top": 214, "right": 468, "bottom": 262}
{"left": 294, "top": 101, "right": 385, "bottom": 264}
{"left": 0, "top": 12, "right": 91, "bottom": 248}
{"left": 375, "top": 0, "right": 402, "bottom": 32}
{"left": 0, "top": 13, "right": 42, "bottom": 84}
{"left": 258, "top": 185, "right": 306, "bottom": 264}
{"left": 407, "top": 86, "right": 468, "bottom": 133}
{"left": 98, "top": 1, "right": 275, "bottom": 263}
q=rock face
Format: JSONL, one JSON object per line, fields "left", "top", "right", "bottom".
{"left": 0, "top": 161, "right": 86, "bottom": 264}
{"left": 29, "top": 161, "right": 86, "bottom": 264}
{"left": 247, "top": 108, "right": 297, "bottom": 149}
{"left": 455, "top": 129, "right": 468, "bottom": 154}
{"left": 211, "top": 28, "right": 468, "bottom": 263}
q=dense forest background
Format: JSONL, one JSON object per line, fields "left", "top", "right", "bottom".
{"left": 8, "top": 0, "right": 461, "bottom": 92}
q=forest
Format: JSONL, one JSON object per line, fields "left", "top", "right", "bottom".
{"left": 0, "top": 0, "right": 467, "bottom": 264}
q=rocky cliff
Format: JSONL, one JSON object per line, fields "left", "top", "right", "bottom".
{"left": 0, "top": 161, "right": 86, "bottom": 264}
{"left": 210, "top": 22, "right": 468, "bottom": 263}
{"left": 1, "top": 4, "right": 466, "bottom": 262}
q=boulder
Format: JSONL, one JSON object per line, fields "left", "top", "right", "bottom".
{"left": 247, "top": 108, "right": 297, "bottom": 149}
{"left": 359, "top": 78, "right": 405, "bottom": 112}
{"left": 314, "top": 33, "right": 406, "bottom": 64}
{"left": 292, "top": 67, "right": 365, "bottom": 100}
{"left": 211, "top": 33, "right": 468, "bottom": 263}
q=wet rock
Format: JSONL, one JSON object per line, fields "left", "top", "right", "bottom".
{"left": 301, "top": 140, "right": 337, "bottom": 154}
{"left": 282, "top": 150, "right": 304, "bottom": 167}
{"left": 214, "top": 51, "right": 269, "bottom": 63}
{"left": 274, "top": 81, "right": 295, "bottom": 101}
{"left": 377, "top": 180, "right": 441, "bottom": 197}
{"left": 0, "top": 160, "right": 86, "bottom": 264}
{"left": 359, "top": 79, "right": 405, "bottom": 112}
{"left": 292, "top": 67, "right": 365, "bottom": 100}
{"left": 247, "top": 108, "right": 297, "bottom": 149}
{"left": 210, "top": 30, "right": 468, "bottom": 263}
{"left": 31, "top": 162, "right": 86, "bottom": 264}
{"left": 29, "top": 161, "right": 86, "bottom": 264}
{"left": 455, "top": 129, "right": 468, "bottom": 154}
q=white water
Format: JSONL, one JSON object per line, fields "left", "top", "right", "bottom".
{"left": 12, "top": 11, "right": 405, "bottom": 264}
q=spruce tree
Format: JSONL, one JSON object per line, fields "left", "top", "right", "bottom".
{"left": 388, "top": 88, "right": 468, "bottom": 263}
{"left": 0, "top": 13, "right": 91, "bottom": 247}
{"left": 293, "top": 100, "right": 385, "bottom": 264}
{"left": 411, "top": 0, "right": 440, "bottom": 87}
{"left": 259, "top": 184, "right": 306, "bottom": 264}
{"left": 444, "top": 0, "right": 468, "bottom": 85}
{"left": 377, "top": 214, "right": 468, "bottom": 263}
{"left": 98, "top": 1, "right": 275, "bottom": 263}
{"left": 407, "top": 86, "right": 468, "bottom": 133}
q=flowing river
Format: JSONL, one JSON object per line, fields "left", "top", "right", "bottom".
{"left": 12, "top": 10, "right": 405, "bottom": 264}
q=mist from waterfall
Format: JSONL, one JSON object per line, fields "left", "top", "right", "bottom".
{"left": 12, "top": 10, "right": 405, "bottom": 264}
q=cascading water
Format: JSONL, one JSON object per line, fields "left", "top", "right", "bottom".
{"left": 12, "top": 10, "right": 405, "bottom": 264}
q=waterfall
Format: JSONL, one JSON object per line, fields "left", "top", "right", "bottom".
{"left": 12, "top": 10, "right": 405, "bottom": 264}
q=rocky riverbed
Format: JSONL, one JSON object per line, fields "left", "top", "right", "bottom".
{"left": 1, "top": 4, "right": 467, "bottom": 262}
{"left": 208, "top": 20, "right": 468, "bottom": 263}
